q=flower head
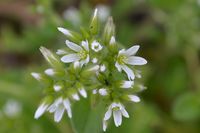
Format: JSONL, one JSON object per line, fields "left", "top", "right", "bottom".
{"left": 103, "top": 102, "right": 129, "bottom": 131}
{"left": 91, "top": 40, "right": 103, "bottom": 52}
{"left": 60, "top": 40, "right": 89, "bottom": 67}
{"left": 115, "top": 45, "right": 147, "bottom": 80}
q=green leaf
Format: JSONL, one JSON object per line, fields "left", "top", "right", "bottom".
{"left": 71, "top": 96, "right": 104, "bottom": 133}
{"left": 173, "top": 92, "right": 200, "bottom": 121}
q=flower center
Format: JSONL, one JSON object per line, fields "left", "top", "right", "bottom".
{"left": 118, "top": 55, "right": 127, "bottom": 65}
{"left": 78, "top": 50, "right": 88, "bottom": 59}
{"left": 113, "top": 106, "right": 120, "bottom": 111}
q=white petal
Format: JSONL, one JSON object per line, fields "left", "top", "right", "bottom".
{"left": 63, "top": 98, "right": 72, "bottom": 118}
{"left": 121, "top": 65, "right": 135, "bottom": 80}
{"left": 57, "top": 27, "right": 72, "bottom": 36}
{"left": 56, "top": 49, "right": 68, "bottom": 55}
{"left": 34, "top": 103, "right": 48, "bottom": 119}
{"left": 54, "top": 105, "right": 65, "bottom": 122}
{"left": 115, "top": 62, "right": 122, "bottom": 72}
{"left": 45, "top": 68, "right": 55, "bottom": 76}
{"left": 65, "top": 40, "right": 82, "bottom": 52}
{"left": 120, "top": 81, "right": 134, "bottom": 89}
{"left": 47, "top": 103, "right": 57, "bottom": 113}
{"left": 103, "top": 120, "right": 107, "bottom": 132}
{"left": 72, "top": 93, "right": 80, "bottom": 101}
{"left": 53, "top": 85, "right": 62, "bottom": 92}
{"left": 128, "top": 95, "right": 140, "bottom": 102}
{"left": 120, "top": 107, "right": 129, "bottom": 118}
{"left": 54, "top": 97, "right": 63, "bottom": 106}
{"left": 104, "top": 107, "right": 112, "bottom": 121}
{"left": 125, "top": 45, "right": 140, "bottom": 56}
{"left": 99, "top": 88, "right": 108, "bottom": 96}
{"left": 73, "top": 61, "right": 80, "bottom": 69}
{"left": 87, "top": 65, "right": 100, "bottom": 72}
{"left": 127, "top": 56, "right": 147, "bottom": 65}
{"left": 81, "top": 40, "right": 89, "bottom": 51}
{"left": 61, "top": 54, "right": 80, "bottom": 63}
{"left": 113, "top": 110, "right": 122, "bottom": 127}
{"left": 79, "top": 88, "right": 87, "bottom": 98}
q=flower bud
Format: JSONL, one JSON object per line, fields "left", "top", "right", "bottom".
{"left": 57, "top": 27, "right": 82, "bottom": 43}
{"left": 31, "top": 72, "right": 51, "bottom": 85}
{"left": 90, "top": 8, "right": 99, "bottom": 35}
{"left": 40, "top": 47, "right": 63, "bottom": 69}
{"left": 103, "top": 17, "right": 115, "bottom": 45}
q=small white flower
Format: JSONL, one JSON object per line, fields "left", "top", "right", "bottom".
{"left": 103, "top": 102, "right": 129, "bottom": 131}
{"left": 115, "top": 45, "right": 147, "bottom": 80}
{"left": 99, "top": 88, "right": 108, "bottom": 96}
{"left": 92, "top": 89, "right": 98, "bottom": 94}
{"left": 34, "top": 102, "right": 49, "bottom": 119}
{"left": 100, "top": 64, "right": 106, "bottom": 72}
{"left": 53, "top": 85, "right": 62, "bottom": 92}
{"left": 3, "top": 100, "right": 22, "bottom": 118}
{"left": 60, "top": 40, "right": 90, "bottom": 67}
{"left": 47, "top": 97, "right": 72, "bottom": 121}
{"left": 91, "top": 40, "right": 103, "bottom": 52}
{"left": 128, "top": 95, "right": 140, "bottom": 103}
{"left": 92, "top": 58, "right": 98, "bottom": 64}
{"left": 120, "top": 80, "right": 134, "bottom": 89}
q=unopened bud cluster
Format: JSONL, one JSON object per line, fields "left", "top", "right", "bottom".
{"left": 32, "top": 9, "right": 147, "bottom": 131}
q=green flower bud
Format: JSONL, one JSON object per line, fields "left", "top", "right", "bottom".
{"left": 103, "top": 17, "right": 115, "bottom": 45}
{"left": 89, "top": 8, "right": 99, "bottom": 35}
{"left": 31, "top": 72, "right": 51, "bottom": 85}
{"left": 57, "top": 27, "right": 82, "bottom": 43}
{"left": 40, "top": 46, "right": 63, "bottom": 69}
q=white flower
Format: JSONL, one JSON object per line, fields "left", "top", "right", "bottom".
{"left": 91, "top": 40, "right": 103, "bottom": 52}
{"left": 103, "top": 102, "right": 129, "bottom": 131}
{"left": 99, "top": 88, "right": 108, "bottom": 96}
{"left": 109, "top": 36, "right": 116, "bottom": 46}
{"left": 128, "top": 95, "right": 140, "bottom": 102}
{"left": 120, "top": 80, "right": 134, "bottom": 89}
{"left": 115, "top": 45, "right": 147, "bottom": 80}
{"left": 3, "top": 100, "right": 22, "bottom": 118}
{"left": 34, "top": 102, "right": 49, "bottom": 119}
{"left": 100, "top": 64, "right": 106, "bottom": 72}
{"left": 53, "top": 84, "right": 62, "bottom": 92}
{"left": 92, "top": 58, "right": 98, "bottom": 64}
{"left": 44, "top": 68, "right": 56, "bottom": 76}
{"left": 48, "top": 97, "right": 72, "bottom": 122}
{"left": 60, "top": 40, "right": 90, "bottom": 67}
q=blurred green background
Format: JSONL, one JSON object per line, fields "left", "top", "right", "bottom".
{"left": 0, "top": 0, "right": 200, "bottom": 133}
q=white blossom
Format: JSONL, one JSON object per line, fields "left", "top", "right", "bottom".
{"left": 92, "top": 58, "right": 98, "bottom": 64}
{"left": 99, "top": 88, "right": 108, "bottom": 96}
{"left": 115, "top": 45, "right": 147, "bottom": 80}
{"left": 47, "top": 97, "right": 72, "bottom": 121}
{"left": 91, "top": 40, "right": 103, "bottom": 52}
{"left": 60, "top": 40, "right": 90, "bottom": 67}
{"left": 100, "top": 64, "right": 106, "bottom": 72}
{"left": 103, "top": 102, "right": 129, "bottom": 131}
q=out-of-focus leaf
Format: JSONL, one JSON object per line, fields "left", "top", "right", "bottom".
{"left": 71, "top": 97, "right": 104, "bottom": 133}
{"left": 173, "top": 92, "right": 200, "bottom": 121}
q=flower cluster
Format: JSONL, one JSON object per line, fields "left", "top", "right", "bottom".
{"left": 31, "top": 8, "right": 147, "bottom": 131}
